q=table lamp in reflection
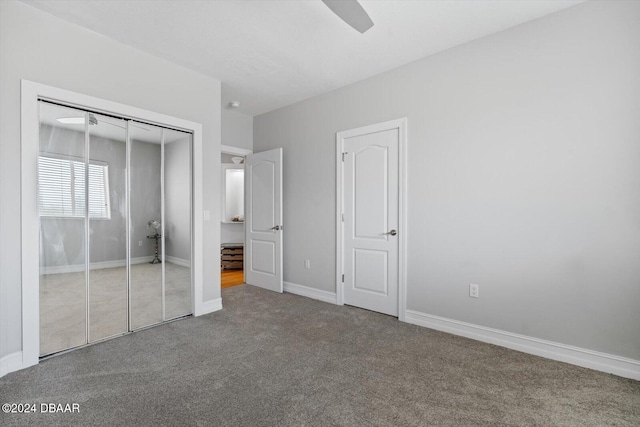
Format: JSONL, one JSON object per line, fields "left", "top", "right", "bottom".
{"left": 147, "top": 219, "right": 162, "bottom": 264}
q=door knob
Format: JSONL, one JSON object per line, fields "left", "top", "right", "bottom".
{"left": 271, "top": 225, "right": 281, "bottom": 231}
{"left": 385, "top": 229, "right": 397, "bottom": 236}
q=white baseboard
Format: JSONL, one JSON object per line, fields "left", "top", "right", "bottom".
{"left": 198, "top": 298, "right": 223, "bottom": 316}
{"left": 130, "top": 256, "right": 155, "bottom": 265}
{"left": 41, "top": 256, "right": 157, "bottom": 275}
{"left": 404, "top": 309, "right": 640, "bottom": 381}
{"left": 0, "top": 351, "right": 24, "bottom": 378}
{"left": 42, "top": 259, "right": 125, "bottom": 275}
{"left": 284, "top": 281, "right": 338, "bottom": 305}
{"left": 165, "top": 256, "right": 190, "bottom": 268}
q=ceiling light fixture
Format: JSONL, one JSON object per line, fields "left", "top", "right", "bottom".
{"left": 228, "top": 101, "right": 240, "bottom": 109}
{"left": 56, "top": 113, "right": 98, "bottom": 125}
{"left": 56, "top": 117, "right": 85, "bottom": 124}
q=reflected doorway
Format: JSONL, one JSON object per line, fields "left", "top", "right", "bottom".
{"left": 220, "top": 146, "right": 250, "bottom": 290}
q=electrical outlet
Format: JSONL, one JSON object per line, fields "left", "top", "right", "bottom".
{"left": 304, "top": 259, "right": 311, "bottom": 269}
{"left": 469, "top": 283, "right": 479, "bottom": 298}
{"left": 138, "top": 240, "right": 143, "bottom": 247}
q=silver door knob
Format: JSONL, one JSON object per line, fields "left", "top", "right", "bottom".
{"left": 385, "top": 229, "right": 397, "bottom": 236}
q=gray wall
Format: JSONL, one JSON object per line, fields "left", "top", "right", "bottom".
{"left": 222, "top": 109, "right": 253, "bottom": 151}
{"left": 129, "top": 140, "right": 162, "bottom": 259}
{"left": 0, "top": 0, "right": 221, "bottom": 359}
{"left": 220, "top": 223, "right": 244, "bottom": 245}
{"left": 254, "top": 1, "right": 640, "bottom": 360}
{"left": 221, "top": 109, "right": 252, "bottom": 245}
{"left": 89, "top": 135, "right": 130, "bottom": 264}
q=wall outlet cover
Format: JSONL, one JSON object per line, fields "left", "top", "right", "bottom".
{"left": 470, "top": 283, "right": 479, "bottom": 298}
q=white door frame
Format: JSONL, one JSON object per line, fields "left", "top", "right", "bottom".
{"left": 20, "top": 80, "right": 205, "bottom": 370}
{"left": 335, "top": 118, "right": 408, "bottom": 320}
{"left": 221, "top": 144, "right": 252, "bottom": 157}
{"left": 220, "top": 144, "right": 252, "bottom": 285}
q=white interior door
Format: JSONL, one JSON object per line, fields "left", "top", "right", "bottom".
{"left": 245, "top": 148, "right": 283, "bottom": 293}
{"left": 342, "top": 125, "right": 399, "bottom": 316}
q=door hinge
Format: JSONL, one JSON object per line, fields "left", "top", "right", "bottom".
{"left": 341, "top": 213, "right": 344, "bottom": 222}
{"left": 342, "top": 274, "right": 344, "bottom": 282}
{"left": 342, "top": 152, "right": 347, "bottom": 162}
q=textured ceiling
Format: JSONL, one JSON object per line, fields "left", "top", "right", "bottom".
{"left": 24, "top": 0, "right": 583, "bottom": 116}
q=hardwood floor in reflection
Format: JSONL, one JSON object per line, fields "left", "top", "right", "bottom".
{"left": 221, "top": 269, "right": 244, "bottom": 289}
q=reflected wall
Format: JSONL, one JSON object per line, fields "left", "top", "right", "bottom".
{"left": 39, "top": 103, "right": 87, "bottom": 356}
{"left": 164, "top": 130, "right": 192, "bottom": 320}
{"left": 129, "top": 122, "right": 163, "bottom": 330}
{"left": 88, "top": 112, "right": 127, "bottom": 342}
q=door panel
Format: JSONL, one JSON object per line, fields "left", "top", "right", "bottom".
{"left": 354, "top": 146, "right": 388, "bottom": 238}
{"left": 250, "top": 161, "right": 275, "bottom": 232}
{"left": 251, "top": 240, "right": 276, "bottom": 274}
{"left": 245, "top": 148, "right": 283, "bottom": 293}
{"left": 354, "top": 249, "right": 388, "bottom": 294}
{"left": 343, "top": 128, "right": 399, "bottom": 316}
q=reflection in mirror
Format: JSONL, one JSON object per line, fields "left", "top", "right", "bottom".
{"left": 164, "top": 129, "right": 192, "bottom": 319}
{"left": 37, "top": 102, "right": 194, "bottom": 354}
{"left": 129, "top": 121, "right": 163, "bottom": 329}
{"left": 38, "top": 102, "right": 88, "bottom": 355}
{"left": 88, "top": 112, "right": 128, "bottom": 342}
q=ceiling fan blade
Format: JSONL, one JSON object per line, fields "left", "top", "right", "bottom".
{"left": 322, "top": 0, "right": 374, "bottom": 34}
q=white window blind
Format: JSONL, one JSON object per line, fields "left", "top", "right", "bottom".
{"left": 38, "top": 155, "right": 111, "bottom": 219}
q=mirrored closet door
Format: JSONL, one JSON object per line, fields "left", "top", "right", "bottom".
{"left": 88, "top": 112, "right": 128, "bottom": 343}
{"left": 38, "top": 101, "right": 193, "bottom": 357}
{"left": 39, "top": 103, "right": 89, "bottom": 356}
{"left": 163, "top": 129, "right": 192, "bottom": 320}
{"left": 129, "top": 122, "right": 164, "bottom": 330}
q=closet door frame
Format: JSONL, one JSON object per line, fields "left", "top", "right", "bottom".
{"left": 21, "top": 80, "right": 205, "bottom": 369}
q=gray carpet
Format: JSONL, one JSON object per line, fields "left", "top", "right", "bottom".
{"left": 1, "top": 285, "right": 638, "bottom": 426}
